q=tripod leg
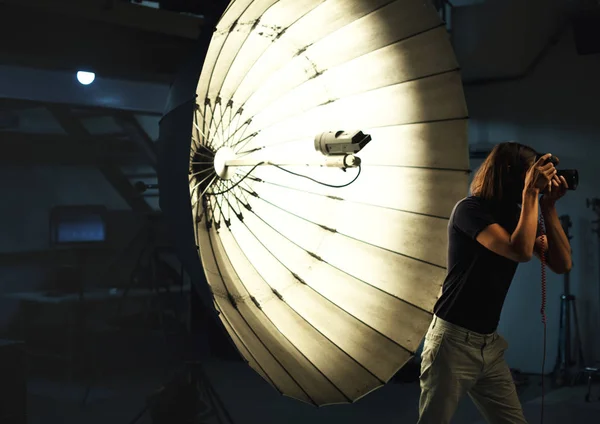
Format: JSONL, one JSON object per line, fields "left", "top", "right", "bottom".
{"left": 571, "top": 299, "right": 586, "bottom": 367}
{"left": 565, "top": 296, "right": 572, "bottom": 367}
{"left": 555, "top": 296, "right": 566, "bottom": 385}
{"left": 585, "top": 374, "right": 592, "bottom": 402}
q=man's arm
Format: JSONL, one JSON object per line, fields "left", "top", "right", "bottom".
{"left": 534, "top": 201, "right": 572, "bottom": 274}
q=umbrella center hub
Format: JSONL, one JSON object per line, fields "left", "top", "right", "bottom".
{"left": 214, "top": 147, "right": 236, "bottom": 180}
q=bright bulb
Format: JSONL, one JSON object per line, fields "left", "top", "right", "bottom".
{"left": 76, "top": 71, "right": 95, "bottom": 85}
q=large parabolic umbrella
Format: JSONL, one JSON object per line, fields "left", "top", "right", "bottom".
{"left": 184, "top": 0, "right": 469, "bottom": 407}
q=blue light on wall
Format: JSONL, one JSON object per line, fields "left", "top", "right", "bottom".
{"left": 56, "top": 215, "right": 106, "bottom": 243}
{"left": 50, "top": 206, "right": 107, "bottom": 246}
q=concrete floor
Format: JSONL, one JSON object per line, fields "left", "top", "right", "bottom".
{"left": 27, "top": 354, "right": 600, "bottom": 424}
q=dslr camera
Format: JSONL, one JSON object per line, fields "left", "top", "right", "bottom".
{"left": 535, "top": 153, "right": 579, "bottom": 190}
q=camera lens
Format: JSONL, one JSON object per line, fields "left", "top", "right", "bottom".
{"left": 557, "top": 169, "right": 578, "bottom": 191}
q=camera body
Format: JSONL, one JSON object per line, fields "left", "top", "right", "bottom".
{"left": 536, "top": 153, "right": 579, "bottom": 191}
{"left": 314, "top": 130, "right": 372, "bottom": 156}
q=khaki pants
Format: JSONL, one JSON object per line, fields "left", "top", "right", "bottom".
{"left": 417, "top": 316, "right": 527, "bottom": 424}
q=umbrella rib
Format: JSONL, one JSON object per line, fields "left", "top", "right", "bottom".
{"left": 190, "top": 171, "right": 217, "bottom": 194}
{"left": 235, "top": 116, "right": 468, "bottom": 156}
{"left": 209, "top": 249, "right": 312, "bottom": 404}
{"left": 225, "top": 102, "right": 234, "bottom": 147}
{"left": 252, "top": 191, "right": 446, "bottom": 273}
{"left": 231, "top": 130, "right": 257, "bottom": 153}
{"left": 206, "top": 195, "right": 217, "bottom": 227}
{"left": 191, "top": 132, "right": 202, "bottom": 154}
{"left": 236, "top": 201, "right": 417, "bottom": 355}
{"left": 232, "top": 221, "right": 374, "bottom": 401}
{"left": 237, "top": 67, "right": 461, "bottom": 152}
{"left": 216, "top": 181, "right": 229, "bottom": 221}
{"left": 192, "top": 133, "right": 213, "bottom": 158}
{"left": 224, "top": 185, "right": 426, "bottom": 356}
{"left": 195, "top": 106, "right": 216, "bottom": 153}
{"left": 206, "top": 228, "right": 321, "bottom": 406}
{"left": 211, "top": 300, "right": 284, "bottom": 396}
{"left": 190, "top": 175, "right": 214, "bottom": 201}
{"left": 191, "top": 127, "right": 215, "bottom": 157}
{"left": 231, "top": 24, "right": 449, "bottom": 140}
{"left": 246, "top": 199, "right": 434, "bottom": 318}
{"left": 189, "top": 167, "right": 215, "bottom": 180}
{"left": 215, "top": 0, "right": 331, "bottom": 107}
{"left": 211, "top": 194, "right": 226, "bottom": 228}
{"left": 206, "top": 101, "right": 219, "bottom": 150}
{"left": 194, "top": 196, "right": 204, "bottom": 229}
{"left": 198, "top": 0, "right": 255, "bottom": 136}
{"left": 194, "top": 106, "right": 209, "bottom": 145}
{"left": 220, "top": 184, "right": 252, "bottom": 226}
{"left": 224, "top": 118, "right": 252, "bottom": 150}
{"left": 221, "top": 181, "right": 244, "bottom": 220}
{"left": 242, "top": 178, "right": 451, "bottom": 222}
{"left": 362, "top": 165, "right": 471, "bottom": 172}
{"left": 226, "top": 0, "right": 424, "bottom": 106}
{"left": 211, "top": 99, "right": 232, "bottom": 150}
{"left": 214, "top": 181, "right": 231, "bottom": 223}
{"left": 193, "top": 109, "right": 207, "bottom": 148}
{"left": 215, "top": 100, "right": 228, "bottom": 148}
{"left": 190, "top": 141, "right": 214, "bottom": 160}
{"left": 229, "top": 183, "right": 249, "bottom": 217}
{"left": 195, "top": 176, "right": 218, "bottom": 202}
{"left": 227, "top": 225, "right": 391, "bottom": 386}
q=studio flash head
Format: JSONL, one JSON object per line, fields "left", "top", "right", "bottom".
{"left": 314, "top": 130, "right": 372, "bottom": 156}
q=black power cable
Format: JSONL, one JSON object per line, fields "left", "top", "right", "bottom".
{"left": 272, "top": 163, "right": 362, "bottom": 188}
{"left": 209, "top": 162, "right": 362, "bottom": 196}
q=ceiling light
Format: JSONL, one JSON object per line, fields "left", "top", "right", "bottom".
{"left": 76, "top": 71, "right": 95, "bottom": 85}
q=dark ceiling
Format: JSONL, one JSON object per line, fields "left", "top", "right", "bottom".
{"left": 0, "top": 1, "right": 209, "bottom": 84}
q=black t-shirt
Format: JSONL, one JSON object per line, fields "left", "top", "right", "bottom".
{"left": 433, "top": 196, "right": 522, "bottom": 334}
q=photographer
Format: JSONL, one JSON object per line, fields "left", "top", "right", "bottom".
{"left": 417, "top": 142, "right": 572, "bottom": 423}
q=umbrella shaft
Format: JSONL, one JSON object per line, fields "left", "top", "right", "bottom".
{"left": 225, "top": 155, "right": 360, "bottom": 168}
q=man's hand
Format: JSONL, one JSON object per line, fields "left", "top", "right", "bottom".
{"left": 541, "top": 175, "right": 568, "bottom": 208}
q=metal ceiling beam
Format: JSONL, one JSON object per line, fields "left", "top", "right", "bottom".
{"left": 0, "top": 97, "right": 163, "bottom": 118}
{"left": 0, "top": 4, "right": 199, "bottom": 84}
{"left": 114, "top": 114, "right": 158, "bottom": 170}
{"left": 49, "top": 105, "right": 153, "bottom": 214}
{"left": 98, "top": 164, "right": 155, "bottom": 214}
{"left": 0, "top": 131, "right": 145, "bottom": 165}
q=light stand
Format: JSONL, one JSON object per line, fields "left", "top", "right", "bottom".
{"left": 49, "top": 205, "right": 108, "bottom": 404}
{"left": 553, "top": 215, "right": 585, "bottom": 386}
{"left": 224, "top": 155, "right": 360, "bottom": 168}
{"left": 588, "top": 198, "right": 600, "bottom": 344}
{"left": 581, "top": 198, "right": 600, "bottom": 402}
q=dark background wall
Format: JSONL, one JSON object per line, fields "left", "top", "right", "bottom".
{"left": 465, "top": 25, "right": 600, "bottom": 372}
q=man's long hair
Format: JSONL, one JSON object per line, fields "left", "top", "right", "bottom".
{"left": 470, "top": 142, "right": 538, "bottom": 203}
